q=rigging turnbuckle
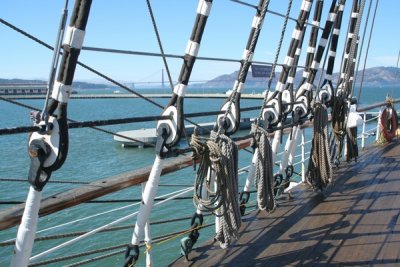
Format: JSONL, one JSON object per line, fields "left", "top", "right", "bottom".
{"left": 180, "top": 212, "right": 203, "bottom": 260}
{"left": 239, "top": 191, "right": 251, "bottom": 216}
{"left": 124, "top": 244, "right": 139, "bottom": 267}
{"left": 28, "top": 112, "right": 61, "bottom": 191}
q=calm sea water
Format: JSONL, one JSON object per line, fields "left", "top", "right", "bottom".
{"left": 0, "top": 86, "right": 398, "bottom": 266}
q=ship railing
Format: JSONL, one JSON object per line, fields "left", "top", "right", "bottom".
{"left": 0, "top": 106, "right": 392, "bottom": 266}
{"left": 357, "top": 97, "right": 400, "bottom": 149}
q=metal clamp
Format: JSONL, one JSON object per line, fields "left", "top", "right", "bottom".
{"left": 27, "top": 139, "right": 52, "bottom": 191}
{"left": 318, "top": 82, "right": 333, "bottom": 106}
{"left": 180, "top": 213, "right": 203, "bottom": 260}
{"left": 155, "top": 123, "right": 170, "bottom": 158}
{"left": 273, "top": 173, "right": 283, "bottom": 196}
{"left": 216, "top": 100, "right": 238, "bottom": 135}
{"left": 124, "top": 244, "right": 139, "bottom": 267}
{"left": 262, "top": 98, "right": 280, "bottom": 126}
{"left": 239, "top": 191, "right": 251, "bottom": 216}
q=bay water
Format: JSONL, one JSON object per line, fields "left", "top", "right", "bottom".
{"left": 0, "top": 85, "right": 397, "bottom": 266}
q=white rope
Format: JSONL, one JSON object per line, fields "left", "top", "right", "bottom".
{"left": 29, "top": 187, "right": 193, "bottom": 262}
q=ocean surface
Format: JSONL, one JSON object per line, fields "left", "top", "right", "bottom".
{"left": 0, "top": 86, "right": 398, "bottom": 266}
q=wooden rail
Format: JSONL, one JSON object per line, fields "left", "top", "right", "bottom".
{"left": 0, "top": 138, "right": 252, "bottom": 230}
{"left": 0, "top": 116, "right": 326, "bottom": 230}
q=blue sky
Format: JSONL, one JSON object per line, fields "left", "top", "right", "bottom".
{"left": 0, "top": 0, "right": 399, "bottom": 85}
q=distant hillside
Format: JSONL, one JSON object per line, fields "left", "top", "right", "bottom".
{"left": 193, "top": 66, "right": 400, "bottom": 88}
{"left": 2, "top": 67, "right": 399, "bottom": 90}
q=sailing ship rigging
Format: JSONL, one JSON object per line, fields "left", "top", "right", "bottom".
{"left": 0, "top": 0, "right": 399, "bottom": 266}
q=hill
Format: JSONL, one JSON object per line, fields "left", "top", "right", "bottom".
{"left": 194, "top": 66, "right": 400, "bottom": 89}
{"left": 1, "top": 67, "right": 399, "bottom": 90}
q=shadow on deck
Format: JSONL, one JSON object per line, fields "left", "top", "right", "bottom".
{"left": 170, "top": 139, "right": 400, "bottom": 266}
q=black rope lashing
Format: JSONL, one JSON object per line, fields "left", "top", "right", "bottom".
{"left": 240, "top": 0, "right": 292, "bottom": 212}
{"left": 301, "top": 0, "right": 324, "bottom": 83}
{"left": 345, "top": 126, "right": 358, "bottom": 161}
{"left": 295, "top": 0, "right": 339, "bottom": 120}
{"left": 191, "top": 131, "right": 241, "bottom": 248}
{"left": 331, "top": 95, "right": 347, "bottom": 161}
{"left": 306, "top": 103, "right": 332, "bottom": 190}
{"left": 216, "top": 0, "right": 271, "bottom": 136}
{"left": 155, "top": 0, "right": 213, "bottom": 151}
{"left": 263, "top": 0, "right": 313, "bottom": 127}
{"left": 319, "top": 0, "right": 346, "bottom": 107}
{"left": 336, "top": 0, "right": 359, "bottom": 97}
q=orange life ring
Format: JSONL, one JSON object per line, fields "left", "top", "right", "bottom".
{"left": 380, "top": 107, "right": 398, "bottom": 142}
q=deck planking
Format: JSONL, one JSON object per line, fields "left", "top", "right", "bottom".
{"left": 170, "top": 139, "right": 400, "bottom": 266}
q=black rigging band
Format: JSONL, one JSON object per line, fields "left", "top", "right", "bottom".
{"left": 215, "top": 0, "right": 271, "bottom": 136}
{"left": 263, "top": 0, "right": 314, "bottom": 127}
{"left": 28, "top": 0, "right": 92, "bottom": 190}
{"left": 157, "top": 0, "right": 213, "bottom": 151}
{"left": 294, "top": 0, "right": 339, "bottom": 120}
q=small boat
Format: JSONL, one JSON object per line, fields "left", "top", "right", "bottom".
{"left": 114, "top": 118, "right": 255, "bottom": 147}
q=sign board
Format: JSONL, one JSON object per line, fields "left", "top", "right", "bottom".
{"left": 251, "top": 64, "right": 273, "bottom": 78}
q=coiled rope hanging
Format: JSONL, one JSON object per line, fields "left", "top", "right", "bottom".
{"left": 331, "top": 0, "right": 358, "bottom": 163}
{"left": 190, "top": 0, "right": 272, "bottom": 249}
{"left": 125, "top": 1, "right": 213, "bottom": 266}
{"left": 250, "top": 124, "right": 276, "bottom": 211}
{"left": 239, "top": 0, "right": 295, "bottom": 215}
{"left": 191, "top": 132, "right": 241, "bottom": 248}
{"left": 306, "top": 103, "right": 332, "bottom": 189}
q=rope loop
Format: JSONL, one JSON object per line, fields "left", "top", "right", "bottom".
{"left": 306, "top": 103, "right": 332, "bottom": 190}
{"left": 191, "top": 131, "right": 241, "bottom": 248}
{"left": 250, "top": 123, "right": 276, "bottom": 212}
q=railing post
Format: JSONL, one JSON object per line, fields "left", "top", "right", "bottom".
{"left": 376, "top": 109, "right": 382, "bottom": 142}
{"left": 361, "top": 112, "right": 366, "bottom": 149}
{"left": 301, "top": 128, "right": 306, "bottom": 183}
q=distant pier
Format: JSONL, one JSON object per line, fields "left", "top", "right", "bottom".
{"left": 1, "top": 93, "right": 265, "bottom": 99}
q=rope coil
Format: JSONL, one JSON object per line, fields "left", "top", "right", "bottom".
{"left": 191, "top": 131, "right": 241, "bottom": 248}
{"left": 251, "top": 124, "right": 276, "bottom": 212}
{"left": 306, "top": 103, "right": 332, "bottom": 190}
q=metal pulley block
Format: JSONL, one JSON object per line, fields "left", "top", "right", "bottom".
{"left": 29, "top": 116, "right": 60, "bottom": 168}
{"left": 262, "top": 98, "right": 280, "bottom": 126}
{"left": 281, "top": 89, "right": 293, "bottom": 114}
{"left": 216, "top": 101, "right": 238, "bottom": 135}
{"left": 157, "top": 106, "right": 178, "bottom": 146}
{"left": 124, "top": 244, "right": 139, "bottom": 267}
{"left": 295, "top": 82, "right": 313, "bottom": 99}
{"left": 318, "top": 82, "right": 334, "bottom": 105}
{"left": 336, "top": 81, "right": 346, "bottom": 97}
{"left": 292, "top": 96, "right": 308, "bottom": 121}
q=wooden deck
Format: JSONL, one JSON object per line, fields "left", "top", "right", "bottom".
{"left": 170, "top": 139, "right": 400, "bottom": 266}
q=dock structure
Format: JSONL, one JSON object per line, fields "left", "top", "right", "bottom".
{"left": 1, "top": 93, "right": 266, "bottom": 100}
{"left": 170, "top": 139, "right": 400, "bottom": 266}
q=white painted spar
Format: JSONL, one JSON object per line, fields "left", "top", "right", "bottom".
{"left": 243, "top": 150, "right": 257, "bottom": 192}
{"left": 141, "top": 183, "right": 153, "bottom": 267}
{"left": 131, "top": 155, "right": 164, "bottom": 246}
{"left": 144, "top": 221, "right": 152, "bottom": 267}
{"left": 288, "top": 126, "right": 300, "bottom": 167}
{"left": 11, "top": 187, "right": 42, "bottom": 267}
{"left": 271, "top": 123, "right": 283, "bottom": 164}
